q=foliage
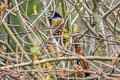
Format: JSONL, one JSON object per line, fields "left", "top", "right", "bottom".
{"left": 0, "top": 0, "right": 120, "bottom": 79}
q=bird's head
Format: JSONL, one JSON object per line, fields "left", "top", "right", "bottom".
{"left": 46, "top": 11, "right": 64, "bottom": 28}
{"left": 47, "top": 11, "right": 62, "bottom": 20}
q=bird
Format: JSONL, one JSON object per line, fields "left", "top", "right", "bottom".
{"left": 47, "top": 11, "right": 63, "bottom": 27}
{"left": 47, "top": 11, "right": 64, "bottom": 35}
{"left": 47, "top": 11, "right": 90, "bottom": 77}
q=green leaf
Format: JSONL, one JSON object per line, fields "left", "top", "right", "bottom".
{"left": 115, "top": 38, "right": 120, "bottom": 42}
{"left": 30, "top": 46, "right": 40, "bottom": 56}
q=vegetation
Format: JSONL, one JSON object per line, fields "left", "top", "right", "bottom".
{"left": 0, "top": 0, "right": 120, "bottom": 79}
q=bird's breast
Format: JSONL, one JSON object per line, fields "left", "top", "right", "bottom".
{"left": 50, "top": 18, "right": 63, "bottom": 28}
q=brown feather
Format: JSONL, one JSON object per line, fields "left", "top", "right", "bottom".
{"left": 50, "top": 18, "right": 62, "bottom": 28}
{"left": 73, "top": 35, "right": 90, "bottom": 77}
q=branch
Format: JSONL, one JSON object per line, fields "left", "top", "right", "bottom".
{"left": 2, "top": 21, "right": 31, "bottom": 61}
{"left": 1, "top": 56, "right": 120, "bottom": 69}
{"left": 102, "top": 1, "right": 120, "bottom": 18}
